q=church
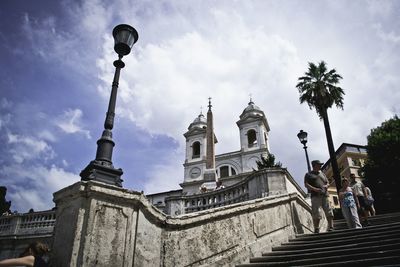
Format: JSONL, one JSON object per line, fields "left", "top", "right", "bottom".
{"left": 146, "top": 97, "right": 287, "bottom": 214}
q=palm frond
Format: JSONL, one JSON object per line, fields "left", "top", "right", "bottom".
{"left": 296, "top": 61, "right": 345, "bottom": 119}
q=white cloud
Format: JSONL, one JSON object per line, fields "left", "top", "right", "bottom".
{"left": 7, "top": 133, "right": 55, "bottom": 163}
{"left": 1, "top": 98, "right": 12, "bottom": 109}
{"left": 4, "top": 0, "right": 400, "bottom": 208}
{"left": 373, "top": 23, "right": 400, "bottom": 44}
{"left": 2, "top": 164, "right": 79, "bottom": 212}
{"left": 55, "top": 109, "right": 91, "bottom": 139}
{"left": 94, "top": 6, "right": 306, "bottom": 190}
{"left": 38, "top": 130, "right": 57, "bottom": 142}
{"left": 367, "top": 0, "right": 394, "bottom": 17}
{"left": 143, "top": 151, "right": 183, "bottom": 194}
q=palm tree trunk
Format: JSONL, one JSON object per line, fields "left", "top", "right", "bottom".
{"left": 321, "top": 109, "right": 341, "bottom": 195}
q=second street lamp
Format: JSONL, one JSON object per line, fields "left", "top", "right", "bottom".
{"left": 297, "top": 130, "right": 311, "bottom": 173}
{"left": 80, "top": 24, "right": 139, "bottom": 187}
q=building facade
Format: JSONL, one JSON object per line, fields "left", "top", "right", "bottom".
{"left": 321, "top": 143, "right": 368, "bottom": 209}
{"left": 147, "top": 99, "right": 273, "bottom": 211}
{"left": 181, "top": 99, "right": 270, "bottom": 195}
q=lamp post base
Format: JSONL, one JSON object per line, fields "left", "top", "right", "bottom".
{"left": 80, "top": 160, "right": 123, "bottom": 187}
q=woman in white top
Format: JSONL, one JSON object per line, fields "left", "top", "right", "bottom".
{"left": 339, "top": 178, "right": 362, "bottom": 229}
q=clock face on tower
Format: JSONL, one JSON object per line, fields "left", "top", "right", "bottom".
{"left": 189, "top": 167, "right": 201, "bottom": 178}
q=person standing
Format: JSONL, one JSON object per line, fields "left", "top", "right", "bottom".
{"left": 350, "top": 173, "right": 370, "bottom": 226}
{"left": 304, "top": 160, "right": 334, "bottom": 233}
{"left": 339, "top": 178, "right": 362, "bottom": 229}
{"left": 365, "top": 186, "right": 376, "bottom": 216}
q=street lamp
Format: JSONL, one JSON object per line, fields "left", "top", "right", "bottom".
{"left": 80, "top": 24, "right": 139, "bottom": 187}
{"left": 297, "top": 130, "right": 311, "bottom": 173}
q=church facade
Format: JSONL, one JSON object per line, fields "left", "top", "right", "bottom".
{"left": 182, "top": 98, "right": 270, "bottom": 193}
{"left": 147, "top": 98, "right": 275, "bottom": 211}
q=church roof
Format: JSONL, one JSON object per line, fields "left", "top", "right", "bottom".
{"left": 188, "top": 113, "right": 207, "bottom": 130}
{"left": 239, "top": 99, "right": 264, "bottom": 120}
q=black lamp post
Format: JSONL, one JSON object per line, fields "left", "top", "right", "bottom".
{"left": 297, "top": 130, "right": 311, "bottom": 173}
{"left": 80, "top": 24, "right": 139, "bottom": 187}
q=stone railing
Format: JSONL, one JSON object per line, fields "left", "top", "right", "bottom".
{"left": 184, "top": 182, "right": 249, "bottom": 213}
{"left": 166, "top": 168, "right": 306, "bottom": 215}
{"left": 0, "top": 210, "right": 56, "bottom": 237}
{"left": 50, "top": 180, "right": 315, "bottom": 267}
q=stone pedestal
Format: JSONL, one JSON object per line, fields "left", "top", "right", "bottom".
{"left": 51, "top": 181, "right": 163, "bottom": 267}
{"left": 203, "top": 169, "right": 216, "bottom": 181}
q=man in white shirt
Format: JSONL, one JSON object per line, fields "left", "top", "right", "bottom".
{"left": 350, "top": 173, "right": 370, "bottom": 225}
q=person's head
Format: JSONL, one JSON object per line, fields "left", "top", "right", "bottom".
{"left": 350, "top": 173, "right": 356, "bottom": 181}
{"left": 311, "top": 160, "right": 324, "bottom": 171}
{"left": 342, "top": 177, "right": 350, "bottom": 187}
{"left": 216, "top": 181, "right": 222, "bottom": 187}
{"left": 20, "top": 242, "right": 49, "bottom": 257}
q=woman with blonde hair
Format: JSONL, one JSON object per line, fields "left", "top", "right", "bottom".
{"left": 0, "top": 241, "right": 49, "bottom": 267}
{"left": 339, "top": 177, "right": 362, "bottom": 229}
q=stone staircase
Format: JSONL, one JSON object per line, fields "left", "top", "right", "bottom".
{"left": 237, "top": 212, "right": 400, "bottom": 266}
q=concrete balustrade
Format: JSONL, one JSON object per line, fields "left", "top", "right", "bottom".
{"left": 0, "top": 210, "right": 56, "bottom": 236}
{"left": 51, "top": 180, "right": 316, "bottom": 267}
{"left": 165, "top": 168, "right": 306, "bottom": 216}
{"left": 0, "top": 210, "right": 56, "bottom": 259}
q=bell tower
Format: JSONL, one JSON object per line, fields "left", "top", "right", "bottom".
{"left": 236, "top": 98, "right": 270, "bottom": 171}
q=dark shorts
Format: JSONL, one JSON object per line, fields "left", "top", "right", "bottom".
{"left": 357, "top": 196, "right": 367, "bottom": 210}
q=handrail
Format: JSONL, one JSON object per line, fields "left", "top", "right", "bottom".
{"left": 0, "top": 210, "right": 56, "bottom": 236}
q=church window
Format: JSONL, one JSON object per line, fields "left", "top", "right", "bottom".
{"left": 247, "top": 129, "right": 257, "bottom": 147}
{"left": 220, "top": 166, "right": 229, "bottom": 178}
{"left": 192, "top": 141, "right": 200, "bottom": 158}
{"left": 217, "top": 165, "right": 238, "bottom": 178}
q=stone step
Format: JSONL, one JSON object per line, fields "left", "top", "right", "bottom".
{"left": 237, "top": 255, "right": 400, "bottom": 267}
{"left": 333, "top": 212, "right": 400, "bottom": 230}
{"left": 263, "top": 237, "right": 400, "bottom": 256}
{"left": 255, "top": 242, "right": 400, "bottom": 262}
{"left": 247, "top": 248, "right": 400, "bottom": 266}
{"left": 236, "top": 211, "right": 400, "bottom": 267}
{"left": 292, "top": 221, "right": 400, "bottom": 242}
{"left": 273, "top": 230, "right": 400, "bottom": 251}
{"left": 334, "top": 211, "right": 400, "bottom": 224}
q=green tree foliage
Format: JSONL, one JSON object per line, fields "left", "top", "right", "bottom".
{"left": 363, "top": 115, "right": 400, "bottom": 213}
{"left": 256, "top": 153, "right": 282, "bottom": 170}
{"left": 0, "top": 186, "right": 11, "bottom": 215}
{"left": 296, "top": 61, "right": 344, "bottom": 119}
{"left": 296, "top": 61, "right": 345, "bottom": 194}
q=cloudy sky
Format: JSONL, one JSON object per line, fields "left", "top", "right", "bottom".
{"left": 1, "top": 0, "right": 399, "bottom": 212}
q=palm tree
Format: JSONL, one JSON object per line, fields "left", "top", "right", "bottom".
{"left": 296, "top": 61, "right": 345, "bottom": 194}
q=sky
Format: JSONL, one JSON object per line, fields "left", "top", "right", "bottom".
{"left": 1, "top": 0, "right": 399, "bottom": 213}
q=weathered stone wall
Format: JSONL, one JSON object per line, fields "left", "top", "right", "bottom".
{"left": 51, "top": 181, "right": 315, "bottom": 267}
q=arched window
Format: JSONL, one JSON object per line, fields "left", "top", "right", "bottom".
{"left": 220, "top": 166, "right": 229, "bottom": 178}
{"left": 217, "top": 165, "right": 238, "bottom": 178}
{"left": 192, "top": 141, "right": 200, "bottom": 158}
{"left": 247, "top": 129, "right": 257, "bottom": 148}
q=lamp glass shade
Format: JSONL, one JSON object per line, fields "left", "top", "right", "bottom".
{"left": 113, "top": 24, "right": 139, "bottom": 56}
{"left": 297, "top": 130, "right": 308, "bottom": 144}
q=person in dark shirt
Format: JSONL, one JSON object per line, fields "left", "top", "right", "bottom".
{"left": 0, "top": 242, "right": 49, "bottom": 267}
{"left": 304, "top": 160, "right": 334, "bottom": 233}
